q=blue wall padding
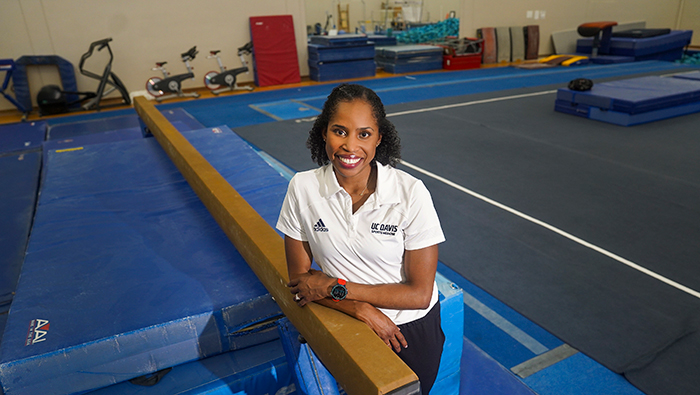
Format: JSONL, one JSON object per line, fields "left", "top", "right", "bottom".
{"left": 14, "top": 56, "right": 79, "bottom": 112}
{"left": 0, "top": 121, "right": 46, "bottom": 155}
{"left": 47, "top": 108, "right": 204, "bottom": 140}
{"left": 0, "top": 126, "right": 292, "bottom": 395}
{"left": 276, "top": 317, "right": 341, "bottom": 395}
{"left": 0, "top": 152, "right": 41, "bottom": 308}
{"left": 88, "top": 339, "right": 294, "bottom": 395}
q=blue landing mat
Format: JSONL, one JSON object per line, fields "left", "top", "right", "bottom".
{"left": 47, "top": 108, "right": 204, "bottom": 140}
{"left": 250, "top": 100, "right": 321, "bottom": 121}
{"left": 88, "top": 339, "right": 294, "bottom": 395}
{"left": 0, "top": 121, "right": 46, "bottom": 155}
{"left": 0, "top": 126, "right": 289, "bottom": 395}
{"left": 0, "top": 153, "right": 41, "bottom": 308}
{"left": 555, "top": 75, "right": 700, "bottom": 125}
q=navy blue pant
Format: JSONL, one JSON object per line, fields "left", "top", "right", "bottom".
{"left": 397, "top": 302, "right": 445, "bottom": 394}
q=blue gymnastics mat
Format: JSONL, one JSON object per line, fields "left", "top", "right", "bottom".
{"left": 0, "top": 126, "right": 290, "bottom": 395}
{"left": 47, "top": 108, "right": 204, "bottom": 140}
{"left": 0, "top": 152, "right": 41, "bottom": 308}
{"left": 555, "top": 75, "right": 700, "bottom": 125}
{"left": 87, "top": 339, "right": 294, "bottom": 395}
{"left": 0, "top": 121, "right": 46, "bottom": 156}
{"left": 576, "top": 30, "right": 692, "bottom": 61}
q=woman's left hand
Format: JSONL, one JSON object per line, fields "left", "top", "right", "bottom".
{"left": 288, "top": 269, "right": 335, "bottom": 306}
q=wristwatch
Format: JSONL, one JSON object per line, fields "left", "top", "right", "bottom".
{"left": 330, "top": 278, "right": 348, "bottom": 301}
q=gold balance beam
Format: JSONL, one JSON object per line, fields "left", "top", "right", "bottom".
{"left": 133, "top": 97, "right": 419, "bottom": 395}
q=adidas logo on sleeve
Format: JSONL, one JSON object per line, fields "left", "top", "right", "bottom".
{"left": 313, "top": 219, "right": 329, "bottom": 232}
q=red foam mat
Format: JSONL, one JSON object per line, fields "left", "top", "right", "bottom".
{"left": 249, "top": 15, "right": 301, "bottom": 87}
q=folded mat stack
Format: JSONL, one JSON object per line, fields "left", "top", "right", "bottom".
{"left": 576, "top": 30, "right": 692, "bottom": 62}
{"left": 375, "top": 45, "right": 444, "bottom": 73}
{"left": 555, "top": 72, "right": 700, "bottom": 126}
{"left": 0, "top": 126, "right": 290, "bottom": 394}
{"left": 308, "top": 34, "right": 376, "bottom": 82}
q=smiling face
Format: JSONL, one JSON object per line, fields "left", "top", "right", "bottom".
{"left": 323, "top": 99, "right": 382, "bottom": 183}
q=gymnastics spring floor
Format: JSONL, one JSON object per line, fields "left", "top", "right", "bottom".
{"left": 2, "top": 60, "right": 700, "bottom": 395}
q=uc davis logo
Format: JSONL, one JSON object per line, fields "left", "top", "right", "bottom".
{"left": 25, "top": 319, "right": 50, "bottom": 346}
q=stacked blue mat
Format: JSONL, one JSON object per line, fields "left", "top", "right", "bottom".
{"left": 375, "top": 45, "right": 444, "bottom": 74}
{"left": 576, "top": 30, "right": 692, "bottom": 62}
{"left": 555, "top": 72, "right": 700, "bottom": 126}
{"left": 308, "top": 34, "right": 376, "bottom": 82}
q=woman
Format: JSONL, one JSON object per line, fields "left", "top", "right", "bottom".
{"left": 276, "top": 83, "right": 445, "bottom": 394}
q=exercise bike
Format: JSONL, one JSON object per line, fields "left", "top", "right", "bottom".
{"left": 146, "top": 46, "right": 200, "bottom": 102}
{"left": 203, "top": 42, "right": 254, "bottom": 95}
{"left": 36, "top": 38, "right": 131, "bottom": 116}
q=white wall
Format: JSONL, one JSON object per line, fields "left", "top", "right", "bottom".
{"left": 1, "top": 0, "right": 698, "bottom": 112}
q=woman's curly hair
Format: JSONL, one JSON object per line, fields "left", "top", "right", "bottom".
{"left": 307, "top": 84, "right": 401, "bottom": 167}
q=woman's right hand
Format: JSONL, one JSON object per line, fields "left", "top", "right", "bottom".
{"left": 356, "top": 303, "right": 408, "bottom": 353}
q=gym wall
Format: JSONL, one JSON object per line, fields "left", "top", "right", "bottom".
{"left": 1, "top": 0, "right": 698, "bottom": 113}
{"left": 0, "top": 0, "right": 307, "bottom": 112}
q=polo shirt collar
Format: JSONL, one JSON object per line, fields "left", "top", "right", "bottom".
{"left": 319, "top": 163, "right": 401, "bottom": 207}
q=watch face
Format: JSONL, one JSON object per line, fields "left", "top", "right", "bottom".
{"left": 331, "top": 284, "right": 347, "bottom": 301}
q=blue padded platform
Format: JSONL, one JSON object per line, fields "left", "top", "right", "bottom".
{"left": 0, "top": 126, "right": 290, "bottom": 395}
{"left": 308, "top": 43, "right": 375, "bottom": 62}
{"left": 47, "top": 108, "right": 204, "bottom": 140}
{"left": 576, "top": 30, "right": 692, "bottom": 61}
{"left": 367, "top": 34, "right": 397, "bottom": 46}
{"left": 0, "top": 121, "right": 46, "bottom": 155}
{"left": 309, "top": 59, "right": 377, "bottom": 82}
{"left": 0, "top": 152, "right": 41, "bottom": 308}
{"left": 309, "top": 34, "right": 369, "bottom": 47}
{"left": 276, "top": 317, "right": 341, "bottom": 395}
{"left": 557, "top": 75, "right": 700, "bottom": 112}
{"left": 555, "top": 75, "right": 700, "bottom": 125}
{"left": 433, "top": 272, "right": 464, "bottom": 395}
{"left": 88, "top": 339, "right": 294, "bottom": 395}
{"left": 376, "top": 45, "right": 443, "bottom": 74}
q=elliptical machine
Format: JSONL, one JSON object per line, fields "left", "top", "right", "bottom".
{"left": 203, "top": 42, "right": 254, "bottom": 95}
{"left": 146, "top": 46, "right": 200, "bottom": 102}
{"left": 36, "top": 38, "right": 131, "bottom": 116}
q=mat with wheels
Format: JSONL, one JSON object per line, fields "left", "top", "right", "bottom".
{"left": 0, "top": 126, "right": 290, "bottom": 395}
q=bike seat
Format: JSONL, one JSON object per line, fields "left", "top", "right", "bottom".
{"left": 181, "top": 46, "right": 198, "bottom": 60}
{"left": 577, "top": 21, "right": 618, "bottom": 37}
{"left": 578, "top": 21, "right": 617, "bottom": 56}
{"left": 237, "top": 41, "right": 253, "bottom": 55}
{"left": 209, "top": 50, "right": 221, "bottom": 55}
{"left": 156, "top": 62, "right": 167, "bottom": 67}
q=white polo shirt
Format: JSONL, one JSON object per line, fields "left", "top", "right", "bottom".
{"left": 276, "top": 162, "right": 445, "bottom": 325}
